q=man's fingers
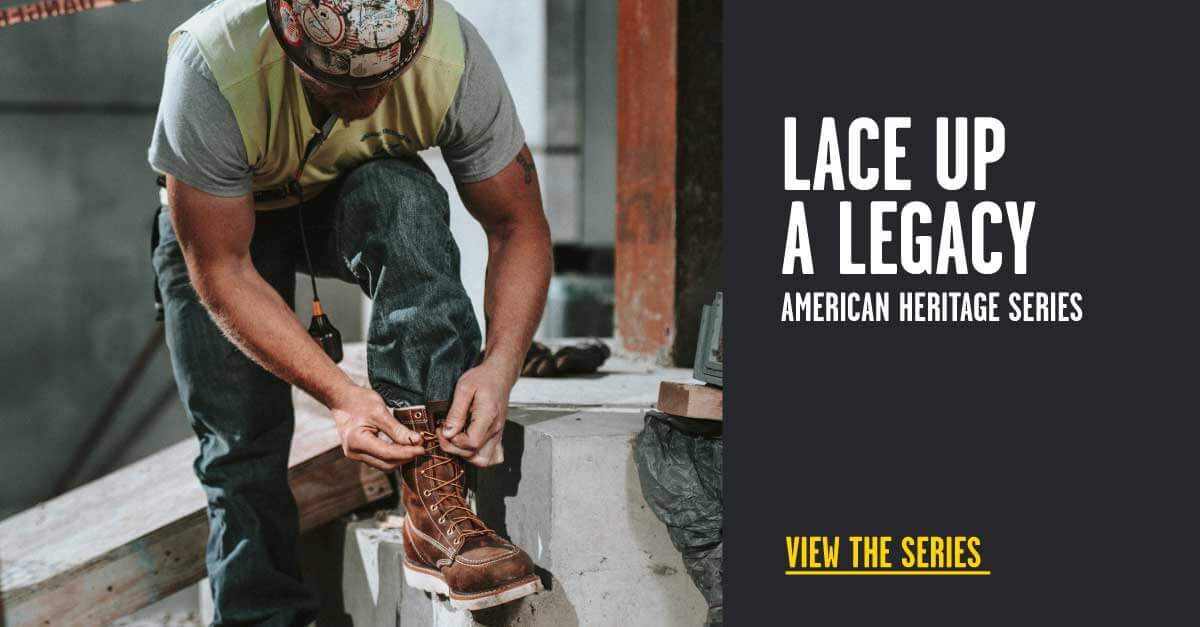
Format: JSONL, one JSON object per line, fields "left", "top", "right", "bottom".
{"left": 439, "top": 434, "right": 478, "bottom": 458}
{"left": 348, "top": 429, "right": 424, "bottom": 463}
{"left": 462, "top": 400, "right": 499, "bottom": 449}
{"left": 441, "top": 396, "right": 502, "bottom": 455}
{"left": 374, "top": 414, "right": 422, "bottom": 446}
{"left": 449, "top": 432, "right": 476, "bottom": 449}
{"left": 442, "top": 383, "right": 475, "bottom": 438}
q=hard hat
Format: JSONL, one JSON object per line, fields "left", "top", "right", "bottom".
{"left": 267, "top": 0, "right": 432, "bottom": 89}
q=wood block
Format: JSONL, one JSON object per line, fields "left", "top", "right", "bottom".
{"left": 656, "top": 381, "right": 723, "bottom": 420}
{"left": 0, "top": 410, "right": 391, "bottom": 626}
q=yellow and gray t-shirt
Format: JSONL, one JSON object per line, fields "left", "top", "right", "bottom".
{"left": 148, "top": 10, "right": 524, "bottom": 203}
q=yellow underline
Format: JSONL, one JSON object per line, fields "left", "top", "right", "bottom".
{"left": 785, "top": 570, "right": 991, "bottom": 576}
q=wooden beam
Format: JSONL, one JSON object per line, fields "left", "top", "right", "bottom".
{"left": 616, "top": 0, "right": 678, "bottom": 364}
{"left": 657, "top": 381, "right": 723, "bottom": 421}
{"left": 0, "top": 409, "right": 391, "bottom": 626}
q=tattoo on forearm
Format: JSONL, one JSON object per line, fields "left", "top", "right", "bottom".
{"left": 515, "top": 153, "right": 535, "bottom": 185}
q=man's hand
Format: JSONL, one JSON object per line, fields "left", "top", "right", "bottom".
{"left": 439, "top": 359, "right": 518, "bottom": 467}
{"left": 329, "top": 385, "right": 426, "bottom": 471}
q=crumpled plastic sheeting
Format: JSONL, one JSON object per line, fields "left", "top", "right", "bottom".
{"left": 635, "top": 411, "right": 724, "bottom": 626}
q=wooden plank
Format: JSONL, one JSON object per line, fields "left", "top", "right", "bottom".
{"left": 291, "top": 449, "right": 392, "bottom": 532}
{"left": 0, "top": 410, "right": 390, "bottom": 626}
{"left": 616, "top": 0, "right": 678, "bottom": 364}
{"left": 657, "top": 382, "right": 723, "bottom": 420}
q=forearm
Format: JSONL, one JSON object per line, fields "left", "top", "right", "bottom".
{"left": 481, "top": 223, "right": 552, "bottom": 380}
{"left": 163, "top": 178, "right": 422, "bottom": 469}
{"left": 193, "top": 260, "right": 353, "bottom": 407}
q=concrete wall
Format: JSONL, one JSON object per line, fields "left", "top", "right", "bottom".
{"left": 0, "top": 0, "right": 213, "bottom": 514}
{"left": 0, "top": 0, "right": 364, "bottom": 513}
{"left": 582, "top": 0, "right": 618, "bottom": 247}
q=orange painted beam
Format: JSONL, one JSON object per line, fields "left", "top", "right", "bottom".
{"left": 616, "top": 0, "right": 678, "bottom": 363}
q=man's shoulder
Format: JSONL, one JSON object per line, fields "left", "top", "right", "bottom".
{"left": 167, "top": 32, "right": 218, "bottom": 84}
{"left": 402, "top": 1, "right": 461, "bottom": 71}
{"left": 173, "top": 0, "right": 282, "bottom": 90}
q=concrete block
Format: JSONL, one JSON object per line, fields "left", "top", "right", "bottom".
{"left": 338, "top": 408, "right": 706, "bottom": 626}
{"left": 339, "top": 521, "right": 404, "bottom": 627}
{"left": 473, "top": 408, "right": 704, "bottom": 627}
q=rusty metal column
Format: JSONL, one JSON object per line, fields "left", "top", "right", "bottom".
{"left": 616, "top": 0, "right": 679, "bottom": 364}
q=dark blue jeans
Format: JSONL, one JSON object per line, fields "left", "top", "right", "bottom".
{"left": 153, "top": 158, "right": 482, "bottom": 626}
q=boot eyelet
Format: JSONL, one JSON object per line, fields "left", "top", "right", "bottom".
{"left": 448, "top": 529, "right": 454, "bottom": 536}
{"left": 431, "top": 506, "right": 438, "bottom": 512}
{"left": 423, "top": 490, "right": 431, "bottom": 496}
{"left": 454, "top": 538, "right": 461, "bottom": 545}
{"left": 438, "top": 517, "right": 445, "bottom": 524}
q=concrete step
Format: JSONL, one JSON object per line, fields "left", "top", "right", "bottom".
{"left": 339, "top": 407, "right": 706, "bottom": 626}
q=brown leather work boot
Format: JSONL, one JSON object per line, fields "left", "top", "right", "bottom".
{"left": 393, "top": 402, "right": 542, "bottom": 610}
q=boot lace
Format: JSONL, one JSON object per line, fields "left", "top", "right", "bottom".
{"left": 417, "top": 430, "right": 493, "bottom": 551}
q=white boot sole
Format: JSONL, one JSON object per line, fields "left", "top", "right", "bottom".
{"left": 403, "top": 561, "right": 543, "bottom": 610}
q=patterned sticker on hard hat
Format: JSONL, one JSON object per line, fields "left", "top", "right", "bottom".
{"left": 279, "top": 1, "right": 304, "bottom": 48}
{"left": 300, "top": 0, "right": 347, "bottom": 47}
{"left": 349, "top": 0, "right": 406, "bottom": 50}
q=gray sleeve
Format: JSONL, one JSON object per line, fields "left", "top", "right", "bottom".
{"left": 436, "top": 14, "right": 527, "bottom": 184}
{"left": 147, "top": 32, "right": 252, "bottom": 198}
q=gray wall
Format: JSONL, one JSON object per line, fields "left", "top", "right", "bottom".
{"left": 581, "top": 0, "right": 617, "bottom": 246}
{"left": 543, "top": 0, "right": 617, "bottom": 247}
{"left": 0, "top": 0, "right": 206, "bottom": 514}
{"left": 0, "top": 0, "right": 365, "bottom": 515}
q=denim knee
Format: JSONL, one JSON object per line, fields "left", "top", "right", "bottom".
{"left": 335, "top": 158, "right": 459, "bottom": 289}
{"left": 338, "top": 157, "right": 449, "bottom": 231}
